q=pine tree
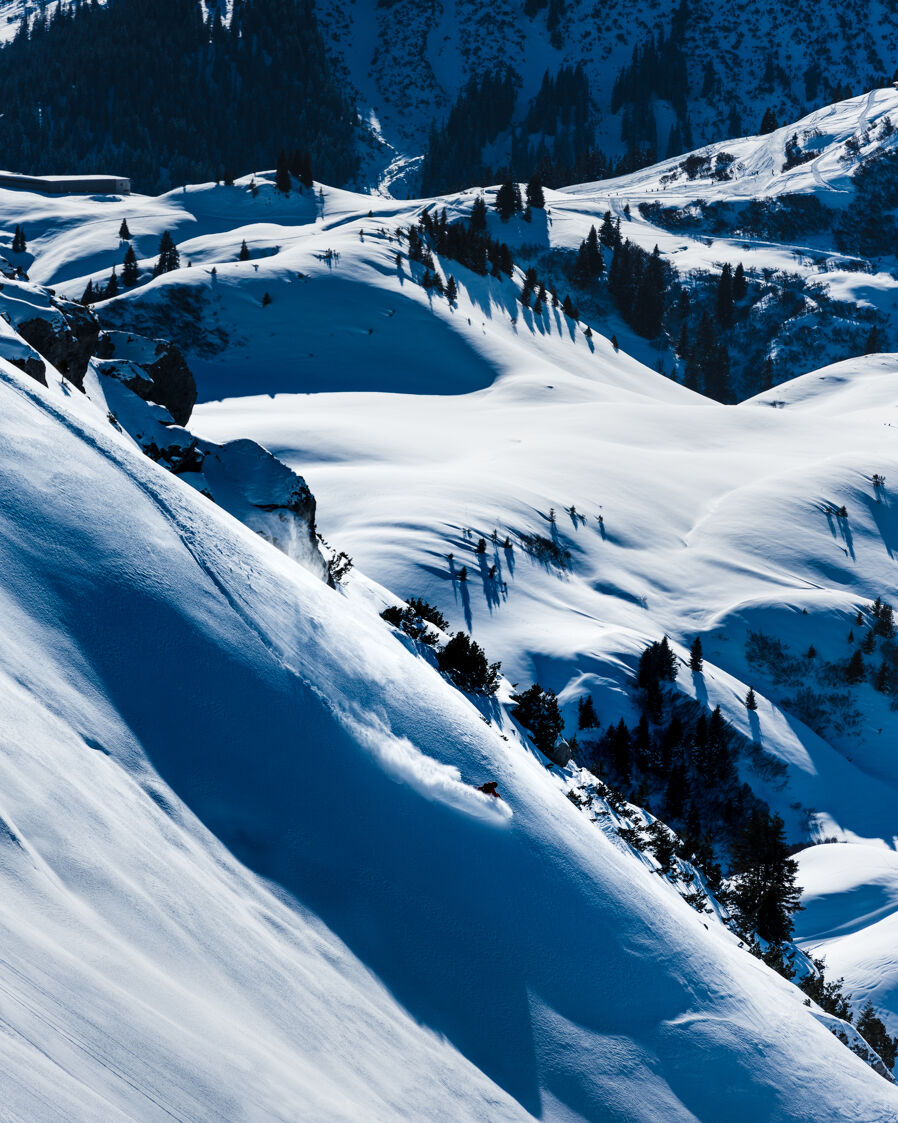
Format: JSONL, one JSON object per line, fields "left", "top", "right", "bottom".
{"left": 239, "top": 239, "right": 251, "bottom": 261}
{"left": 11, "top": 224, "right": 26, "bottom": 253}
{"left": 573, "top": 226, "right": 604, "bottom": 285}
{"left": 446, "top": 275, "right": 458, "bottom": 303}
{"left": 745, "top": 686, "right": 758, "bottom": 710}
{"left": 599, "top": 210, "right": 616, "bottom": 247}
{"left": 104, "top": 268, "right": 118, "bottom": 298}
{"left": 118, "top": 218, "right": 131, "bottom": 240}
{"left": 80, "top": 278, "right": 96, "bottom": 305}
{"left": 846, "top": 648, "right": 866, "bottom": 683}
{"left": 470, "top": 194, "right": 487, "bottom": 232}
{"left": 122, "top": 244, "right": 139, "bottom": 286}
{"left": 689, "top": 636, "right": 704, "bottom": 672}
{"left": 864, "top": 325, "right": 883, "bottom": 354}
{"left": 275, "top": 148, "right": 291, "bottom": 194}
{"left": 299, "top": 151, "right": 314, "bottom": 189}
{"left": 510, "top": 684, "right": 563, "bottom": 754}
{"left": 728, "top": 809, "right": 801, "bottom": 942}
{"left": 733, "top": 261, "right": 747, "bottom": 302}
{"left": 261, "top": 291, "right": 272, "bottom": 306}
{"left": 494, "top": 180, "right": 518, "bottom": 222}
{"left": 759, "top": 107, "right": 778, "bottom": 134}
{"left": 526, "top": 175, "right": 545, "bottom": 209}
{"left": 715, "top": 263, "right": 734, "bottom": 327}
{"left": 578, "top": 695, "right": 599, "bottom": 729}
{"left": 856, "top": 1002, "right": 898, "bottom": 1070}
{"left": 154, "top": 230, "right": 180, "bottom": 275}
{"left": 633, "top": 245, "right": 666, "bottom": 338}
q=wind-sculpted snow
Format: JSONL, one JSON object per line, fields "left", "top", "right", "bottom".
{"left": 0, "top": 330, "right": 897, "bottom": 1117}
{"left": 0, "top": 86, "right": 897, "bottom": 1115}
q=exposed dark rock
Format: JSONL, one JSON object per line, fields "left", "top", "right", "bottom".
{"left": 97, "top": 331, "right": 196, "bottom": 425}
{"left": 8, "top": 356, "right": 47, "bottom": 385}
{"left": 17, "top": 300, "right": 100, "bottom": 391}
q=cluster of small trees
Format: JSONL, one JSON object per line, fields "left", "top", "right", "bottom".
{"left": 408, "top": 205, "right": 513, "bottom": 280}
{"left": 582, "top": 637, "right": 801, "bottom": 936}
{"left": 494, "top": 176, "right": 544, "bottom": 222}
{"left": 563, "top": 213, "right": 672, "bottom": 342}
{"left": 510, "top": 684, "right": 563, "bottom": 755}
{"left": 436, "top": 633, "right": 501, "bottom": 695}
{"left": 380, "top": 597, "right": 449, "bottom": 647}
{"left": 274, "top": 148, "right": 314, "bottom": 194}
{"left": 420, "top": 70, "right": 517, "bottom": 196}
{"left": 83, "top": 228, "right": 184, "bottom": 303}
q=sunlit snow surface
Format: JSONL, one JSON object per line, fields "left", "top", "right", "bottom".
{"left": 0, "top": 90, "right": 897, "bottom": 1118}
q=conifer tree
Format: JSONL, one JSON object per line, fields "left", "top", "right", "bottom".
{"left": 759, "top": 107, "right": 778, "bottom": 134}
{"left": 716, "top": 262, "right": 734, "bottom": 327}
{"left": 864, "top": 325, "right": 883, "bottom": 354}
{"left": 733, "top": 261, "right": 747, "bottom": 302}
{"left": 510, "top": 684, "right": 563, "bottom": 754}
{"left": 261, "top": 291, "right": 272, "bottom": 306}
{"left": 494, "top": 180, "right": 517, "bottom": 222}
{"left": 856, "top": 1003, "right": 898, "bottom": 1070}
{"left": 80, "top": 278, "right": 96, "bottom": 305}
{"left": 689, "top": 636, "right": 704, "bottom": 672}
{"left": 239, "top": 239, "right": 251, "bottom": 261}
{"left": 470, "top": 194, "right": 487, "bottom": 232}
{"left": 578, "top": 695, "right": 599, "bottom": 729}
{"left": 846, "top": 648, "right": 865, "bottom": 683}
{"left": 154, "top": 230, "right": 180, "bottom": 275}
{"left": 11, "top": 224, "right": 26, "bottom": 253}
{"left": 525, "top": 175, "right": 545, "bottom": 209}
{"left": 633, "top": 245, "right": 666, "bottom": 337}
{"left": 104, "top": 268, "right": 118, "bottom": 298}
{"left": 299, "top": 151, "right": 314, "bottom": 189}
{"left": 446, "top": 275, "right": 457, "bottom": 303}
{"left": 599, "top": 210, "right": 616, "bottom": 247}
{"left": 275, "top": 149, "right": 291, "bottom": 194}
{"left": 122, "top": 244, "right": 139, "bottom": 286}
{"left": 118, "top": 218, "right": 131, "bottom": 240}
{"left": 745, "top": 686, "right": 758, "bottom": 711}
{"left": 727, "top": 809, "right": 801, "bottom": 942}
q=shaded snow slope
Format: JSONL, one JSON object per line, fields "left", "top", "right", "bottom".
{"left": 3, "top": 362, "right": 898, "bottom": 1117}
{"left": 796, "top": 842, "right": 898, "bottom": 1030}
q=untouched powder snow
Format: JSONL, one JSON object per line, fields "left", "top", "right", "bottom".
{"left": 0, "top": 339, "right": 897, "bottom": 1118}
{"left": 1, "top": 87, "right": 898, "bottom": 1114}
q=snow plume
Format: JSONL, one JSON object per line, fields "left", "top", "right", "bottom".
{"left": 337, "top": 706, "right": 512, "bottom": 824}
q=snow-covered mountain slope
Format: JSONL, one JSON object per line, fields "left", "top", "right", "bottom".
{"left": 564, "top": 85, "right": 897, "bottom": 198}
{"left": 2, "top": 83, "right": 898, "bottom": 1105}
{"left": 795, "top": 841, "right": 898, "bottom": 1037}
{"left": 4, "top": 351, "right": 898, "bottom": 1117}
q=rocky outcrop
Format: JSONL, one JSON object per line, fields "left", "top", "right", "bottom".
{"left": 17, "top": 298, "right": 100, "bottom": 390}
{"left": 96, "top": 331, "right": 196, "bottom": 425}
{"left": 8, "top": 356, "right": 47, "bottom": 385}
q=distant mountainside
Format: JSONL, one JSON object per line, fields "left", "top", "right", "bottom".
{"left": 0, "top": 0, "right": 895, "bottom": 195}
{"left": 0, "top": 0, "right": 357, "bottom": 193}
{"left": 321, "top": 0, "right": 898, "bottom": 192}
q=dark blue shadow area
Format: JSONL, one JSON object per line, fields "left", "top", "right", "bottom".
{"left": 178, "top": 274, "right": 500, "bottom": 402}
{"left": 58, "top": 569, "right": 542, "bottom": 1112}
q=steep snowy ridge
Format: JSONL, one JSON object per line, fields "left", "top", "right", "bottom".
{"left": 0, "top": 83, "right": 898, "bottom": 1115}
{"left": 2, "top": 358, "right": 897, "bottom": 1118}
